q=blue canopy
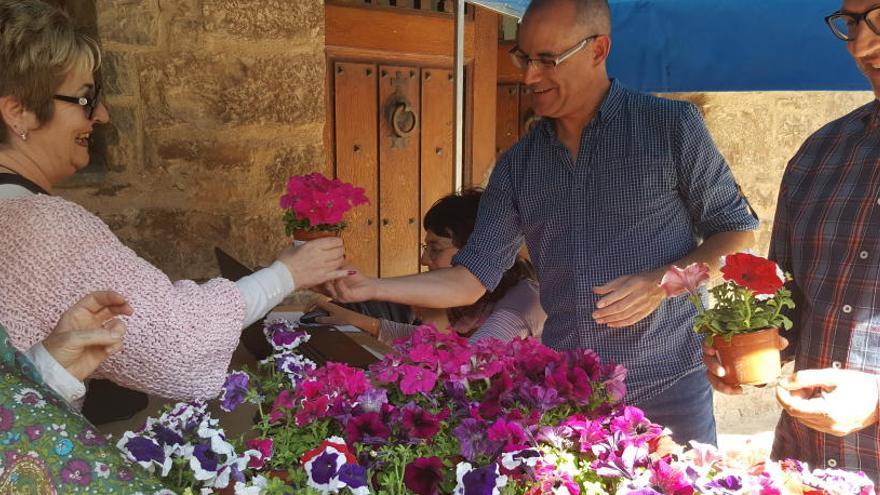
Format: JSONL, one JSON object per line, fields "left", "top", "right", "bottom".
{"left": 469, "top": 0, "right": 869, "bottom": 92}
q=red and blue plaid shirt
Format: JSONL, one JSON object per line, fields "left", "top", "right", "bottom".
{"left": 770, "top": 99, "right": 880, "bottom": 481}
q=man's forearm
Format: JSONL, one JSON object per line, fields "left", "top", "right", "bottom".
{"left": 374, "top": 265, "right": 487, "bottom": 308}
{"left": 656, "top": 230, "right": 757, "bottom": 281}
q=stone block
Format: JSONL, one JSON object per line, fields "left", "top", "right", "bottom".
{"left": 217, "top": 54, "right": 326, "bottom": 126}
{"left": 152, "top": 136, "right": 254, "bottom": 172}
{"left": 102, "top": 105, "right": 139, "bottom": 173}
{"left": 202, "top": 0, "right": 324, "bottom": 41}
{"left": 138, "top": 52, "right": 325, "bottom": 129}
{"left": 102, "top": 51, "right": 136, "bottom": 97}
{"left": 95, "top": 0, "right": 159, "bottom": 46}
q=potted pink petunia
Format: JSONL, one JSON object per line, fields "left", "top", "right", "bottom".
{"left": 280, "top": 172, "right": 369, "bottom": 241}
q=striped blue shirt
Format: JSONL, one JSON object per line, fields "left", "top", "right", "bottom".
{"left": 453, "top": 80, "right": 758, "bottom": 404}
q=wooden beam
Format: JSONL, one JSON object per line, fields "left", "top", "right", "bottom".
{"left": 326, "top": 3, "right": 475, "bottom": 60}
{"left": 469, "top": 6, "right": 499, "bottom": 186}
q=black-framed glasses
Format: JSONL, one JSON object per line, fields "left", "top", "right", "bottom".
{"left": 509, "top": 35, "right": 599, "bottom": 72}
{"left": 826, "top": 6, "right": 880, "bottom": 41}
{"left": 53, "top": 82, "right": 103, "bottom": 120}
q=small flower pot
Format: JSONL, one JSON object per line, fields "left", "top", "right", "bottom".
{"left": 711, "top": 327, "right": 782, "bottom": 386}
{"left": 292, "top": 229, "right": 339, "bottom": 242}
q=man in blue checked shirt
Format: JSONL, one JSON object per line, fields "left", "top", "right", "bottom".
{"left": 329, "top": 0, "right": 757, "bottom": 445}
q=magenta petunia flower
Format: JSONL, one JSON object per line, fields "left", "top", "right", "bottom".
{"left": 649, "top": 459, "right": 695, "bottom": 495}
{"left": 268, "top": 389, "right": 296, "bottom": 423}
{"left": 404, "top": 456, "right": 444, "bottom": 495}
{"left": 609, "top": 406, "right": 664, "bottom": 446}
{"left": 398, "top": 364, "right": 438, "bottom": 395}
{"left": 487, "top": 418, "right": 530, "bottom": 452}
{"left": 245, "top": 438, "right": 273, "bottom": 470}
{"left": 345, "top": 412, "right": 390, "bottom": 445}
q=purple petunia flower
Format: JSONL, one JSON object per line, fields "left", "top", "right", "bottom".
{"left": 404, "top": 457, "right": 444, "bottom": 495}
{"left": 191, "top": 443, "right": 219, "bottom": 474}
{"left": 705, "top": 474, "right": 742, "bottom": 491}
{"left": 152, "top": 425, "right": 183, "bottom": 448}
{"left": 455, "top": 462, "right": 508, "bottom": 495}
{"left": 356, "top": 388, "right": 388, "bottom": 413}
{"left": 124, "top": 436, "right": 165, "bottom": 464}
{"left": 219, "top": 371, "right": 250, "bottom": 412}
{"left": 60, "top": 459, "right": 91, "bottom": 486}
{"left": 338, "top": 463, "right": 368, "bottom": 491}
{"left": 270, "top": 328, "right": 308, "bottom": 351}
{"left": 310, "top": 450, "right": 341, "bottom": 484}
{"left": 453, "top": 418, "right": 493, "bottom": 462}
{"left": 592, "top": 441, "right": 648, "bottom": 480}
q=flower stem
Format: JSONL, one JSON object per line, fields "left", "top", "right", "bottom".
{"left": 742, "top": 286, "right": 752, "bottom": 329}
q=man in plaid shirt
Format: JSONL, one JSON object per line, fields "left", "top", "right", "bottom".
{"left": 706, "top": 0, "right": 880, "bottom": 481}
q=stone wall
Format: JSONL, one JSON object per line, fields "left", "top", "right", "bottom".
{"left": 57, "top": 0, "right": 327, "bottom": 280}
{"left": 667, "top": 91, "right": 875, "bottom": 256}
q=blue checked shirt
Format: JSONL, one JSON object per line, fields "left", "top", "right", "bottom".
{"left": 453, "top": 80, "right": 758, "bottom": 404}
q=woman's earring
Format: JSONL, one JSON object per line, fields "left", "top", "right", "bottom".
{"left": 16, "top": 128, "right": 27, "bottom": 142}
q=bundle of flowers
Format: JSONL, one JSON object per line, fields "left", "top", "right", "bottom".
{"left": 116, "top": 401, "right": 268, "bottom": 494}
{"left": 217, "top": 321, "right": 874, "bottom": 495}
{"left": 120, "top": 319, "right": 876, "bottom": 494}
{"left": 280, "top": 172, "right": 369, "bottom": 235}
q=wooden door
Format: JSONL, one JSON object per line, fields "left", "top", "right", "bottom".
{"left": 378, "top": 66, "right": 421, "bottom": 277}
{"left": 332, "top": 62, "right": 455, "bottom": 277}
{"left": 326, "top": 3, "right": 495, "bottom": 277}
{"left": 335, "top": 62, "right": 379, "bottom": 277}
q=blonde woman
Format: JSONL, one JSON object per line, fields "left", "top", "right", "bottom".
{"left": 0, "top": 0, "right": 349, "bottom": 403}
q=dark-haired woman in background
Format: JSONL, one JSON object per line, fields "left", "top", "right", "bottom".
{"left": 311, "top": 189, "right": 546, "bottom": 343}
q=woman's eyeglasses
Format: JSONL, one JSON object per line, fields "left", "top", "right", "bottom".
{"left": 421, "top": 243, "right": 456, "bottom": 260}
{"left": 53, "top": 82, "right": 103, "bottom": 120}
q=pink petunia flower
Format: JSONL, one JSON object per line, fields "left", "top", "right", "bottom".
{"left": 659, "top": 263, "right": 710, "bottom": 297}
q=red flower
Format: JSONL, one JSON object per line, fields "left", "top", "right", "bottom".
{"left": 720, "top": 253, "right": 785, "bottom": 295}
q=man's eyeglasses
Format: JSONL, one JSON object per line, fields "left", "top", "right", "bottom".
{"left": 53, "top": 82, "right": 103, "bottom": 120}
{"left": 509, "top": 35, "right": 599, "bottom": 72}
{"left": 826, "top": 6, "right": 880, "bottom": 41}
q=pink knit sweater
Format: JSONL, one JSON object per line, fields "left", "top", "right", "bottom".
{"left": 0, "top": 195, "right": 246, "bottom": 400}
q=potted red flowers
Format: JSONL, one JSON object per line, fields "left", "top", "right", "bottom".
{"left": 280, "top": 172, "right": 369, "bottom": 241}
{"left": 660, "top": 253, "right": 795, "bottom": 386}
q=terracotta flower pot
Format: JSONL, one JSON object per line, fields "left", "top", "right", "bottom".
{"left": 292, "top": 229, "right": 339, "bottom": 242}
{"left": 711, "top": 327, "right": 782, "bottom": 386}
